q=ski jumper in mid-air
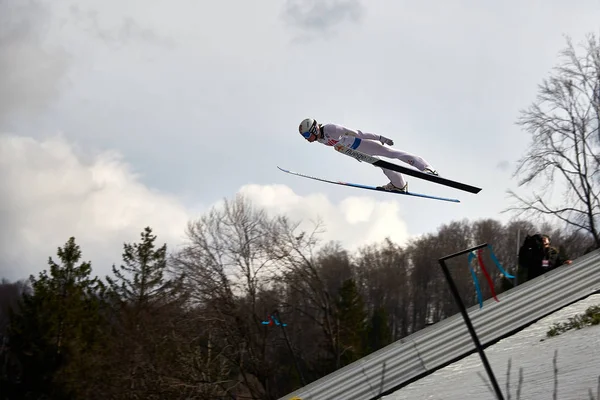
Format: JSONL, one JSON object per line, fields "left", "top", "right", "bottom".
{"left": 298, "top": 118, "right": 438, "bottom": 192}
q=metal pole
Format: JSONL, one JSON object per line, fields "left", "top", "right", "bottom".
{"left": 439, "top": 243, "right": 489, "bottom": 261}
{"left": 438, "top": 245, "right": 505, "bottom": 400}
{"left": 515, "top": 229, "right": 521, "bottom": 286}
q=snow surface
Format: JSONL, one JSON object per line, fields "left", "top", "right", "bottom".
{"left": 384, "top": 293, "right": 600, "bottom": 400}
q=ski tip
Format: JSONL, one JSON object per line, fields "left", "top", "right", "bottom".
{"left": 277, "top": 166, "right": 295, "bottom": 174}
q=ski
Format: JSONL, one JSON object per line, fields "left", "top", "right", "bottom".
{"left": 333, "top": 144, "right": 482, "bottom": 194}
{"left": 277, "top": 166, "right": 460, "bottom": 203}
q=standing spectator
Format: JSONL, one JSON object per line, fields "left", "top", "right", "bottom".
{"left": 541, "top": 234, "right": 572, "bottom": 268}
{"left": 517, "top": 234, "right": 572, "bottom": 283}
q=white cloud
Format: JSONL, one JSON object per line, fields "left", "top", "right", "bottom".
{"left": 1, "top": 133, "right": 412, "bottom": 281}
{"left": 239, "top": 184, "right": 411, "bottom": 251}
{"left": 0, "top": 132, "right": 193, "bottom": 281}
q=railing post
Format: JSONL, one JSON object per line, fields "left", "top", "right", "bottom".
{"left": 439, "top": 243, "right": 505, "bottom": 400}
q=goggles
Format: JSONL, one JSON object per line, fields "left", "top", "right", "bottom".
{"left": 300, "top": 122, "right": 318, "bottom": 139}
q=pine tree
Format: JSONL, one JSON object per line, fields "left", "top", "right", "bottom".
{"left": 4, "top": 237, "right": 105, "bottom": 399}
{"left": 105, "top": 226, "right": 181, "bottom": 309}
{"left": 102, "top": 227, "right": 186, "bottom": 397}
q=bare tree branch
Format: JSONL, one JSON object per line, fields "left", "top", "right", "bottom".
{"left": 506, "top": 33, "right": 600, "bottom": 248}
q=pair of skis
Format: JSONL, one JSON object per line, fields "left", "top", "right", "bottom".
{"left": 278, "top": 144, "right": 481, "bottom": 203}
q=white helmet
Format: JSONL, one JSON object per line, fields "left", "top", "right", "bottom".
{"left": 299, "top": 118, "right": 319, "bottom": 139}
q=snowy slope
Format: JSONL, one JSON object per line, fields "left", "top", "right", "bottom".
{"left": 386, "top": 294, "right": 600, "bottom": 400}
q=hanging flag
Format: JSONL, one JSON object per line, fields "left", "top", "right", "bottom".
{"left": 261, "top": 314, "right": 287, "bottom": 326}
{"left": 468, "top": 244, "right": 513, "bottom": 308}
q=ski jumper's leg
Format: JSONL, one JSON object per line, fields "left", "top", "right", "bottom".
{"left": 356, "top": 140, "right": 432, "bottom": 170}
{"left": 381, "top": 167, "right": 407, "bottom": 188}
{"left": 355, "top": 139, "right": 434, "bottom": 188}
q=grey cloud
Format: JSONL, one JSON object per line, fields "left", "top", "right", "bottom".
{"left": 0, "top": 0, "right": 70, "bottom": 125}
{"left": 0, "top": 1, "right": 176, "bottom": 126}
{"left": 69, "top": 6, "right": 175, "bottom": 49}
{"left": 496, "top": 160, "right": 510, "bottom": 171}
{"left": 283, "top": 0, "right": 365, "bottom": 33}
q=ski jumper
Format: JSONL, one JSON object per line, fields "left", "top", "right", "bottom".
{"left": 318, "top": 123, "right": 433, "bottom": 188}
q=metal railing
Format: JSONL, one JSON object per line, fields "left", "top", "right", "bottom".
{"left": 279, "top": 249, "right": 600, "bottom": 400}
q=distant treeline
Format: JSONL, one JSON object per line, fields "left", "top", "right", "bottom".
{"left": 0, "top": 194, "right": 596, "bottom": 400}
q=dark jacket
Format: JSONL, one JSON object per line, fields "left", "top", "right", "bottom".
{"left": 517, "top": 234, "right": 569, "bottom": 283}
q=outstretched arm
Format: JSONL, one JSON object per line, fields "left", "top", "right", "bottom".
{"left": 339, "top": 126, "right": 394, "bottom": 145}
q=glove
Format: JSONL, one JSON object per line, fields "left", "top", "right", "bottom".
{"left": 379, "top": 135, "right": 394, "bottom": 146}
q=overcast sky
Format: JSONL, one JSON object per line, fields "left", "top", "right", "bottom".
{"left": 1, "top": 0, "right": 599, "bottom": 282}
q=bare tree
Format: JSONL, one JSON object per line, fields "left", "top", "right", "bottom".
{"left": 0, "top": 279, "right": 30, "bottom": 334}
{"left": 268, "top": 220, "right": 345, "bottom": 373}
{"left": 432, "top": 220, "right": 474, "bottom": 319}
{"left": 0, "top": 279, "right": 31, "bottom": 385}
{"left": 353, "top": 238, "right": 411, "bottom": 340}
{"left": 171, "top": 194, "right": 307, "bottom": 399}
{"left": 265, "top": 215, "right": 377, "bottom": 374}
{"left": 507, "top": 33, "right": 600, "bottom": 248}
{"left": 405, "top": 233, "right": 442, "bottom": 331}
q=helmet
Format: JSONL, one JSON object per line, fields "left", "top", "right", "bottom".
{"left": 299, "top": 118, "right": 319, "bottom": 139}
